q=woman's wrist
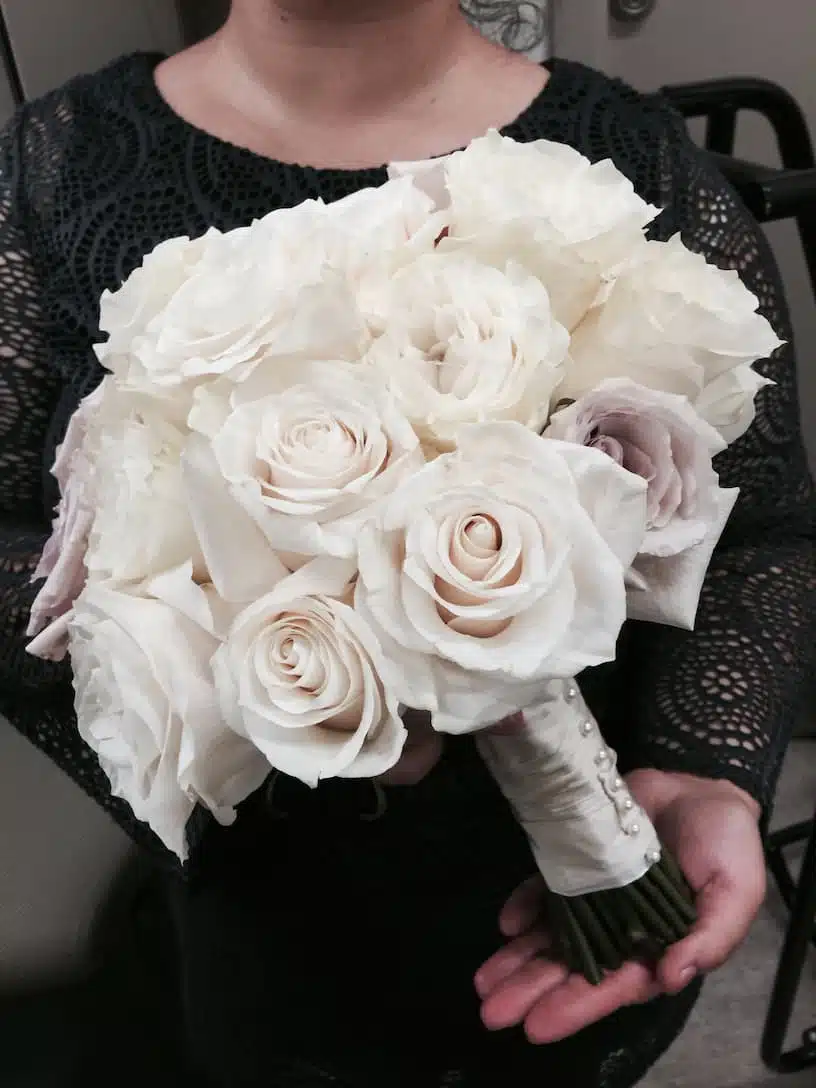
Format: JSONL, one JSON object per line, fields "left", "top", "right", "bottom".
{"left": 626, "top": 767, "right": 762, "bottom": 822}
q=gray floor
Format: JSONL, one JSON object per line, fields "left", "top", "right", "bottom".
{"left": 642, "top": 740, "right": 816, "bottom": 1088}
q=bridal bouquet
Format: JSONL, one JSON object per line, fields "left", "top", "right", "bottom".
{"left": 27, "top": 132, "right": 780, "bottom": 983}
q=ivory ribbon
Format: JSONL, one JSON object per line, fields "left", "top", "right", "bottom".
{"left": 476, "top": 679, "right": 661, "bottom": 897}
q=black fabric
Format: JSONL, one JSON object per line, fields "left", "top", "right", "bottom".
{"left": 0, "top": 52, "right": 813, "bottom": 1086}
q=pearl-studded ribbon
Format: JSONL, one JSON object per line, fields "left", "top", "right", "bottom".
{"left": 476, "top": 679, "right": 661, "bottom": 897}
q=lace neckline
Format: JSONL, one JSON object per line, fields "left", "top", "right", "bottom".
{"left": 137, "top": 51, "right": 565, "bottom": 183}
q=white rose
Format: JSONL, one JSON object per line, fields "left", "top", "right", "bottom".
{"left": 70, "top": 568, "right": 270, "bottom": 859}
{"left": 100, "top": 219, "right": 370, "bottom": 400}
{"left": 181, "top": 434, "right": 291, "bottom": 605}
{"left": 185, "top": 362, "right": 424, "bottom": 574}
{"left": 253, "top": 173, "right": 445, "bottom": 298}
{"left": 97, "top": 232, "right": 219, "bottom": 364}
{"left": 563, "top": 234, "right": 784, "bottom": 413}
{"left": 213, "top": 557, "right": 406, "bottom": 788}
{"left": 86, "top": 405, "right": 206, "bottom": 583}
{"left": 390, "top": 130, "right": 660, "bottom": 330}
{"left": 547, "top": 378, "right": 728, "bottom": 557}
{"left": 363, "top": 252, "right": 568, "bottom": 453}
{"left": 694, "top": 363, "right": 774, "bottom": 443}
{"left": 354, "top": 421, "right": 648, "bottom": 732}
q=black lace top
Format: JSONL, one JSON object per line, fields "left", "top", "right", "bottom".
{"left": 0, "top": 53, "right": 813, "bottom": 1088}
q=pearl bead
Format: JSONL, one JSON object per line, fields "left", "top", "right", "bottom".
{"left": 611, "top": 776, "right": 623, "bottom": 792}
{"left": 565, "top": 684, "right": 579, "bottom": 702}
{"left": 580, "top": 720, "right": 594, "bottom": 736}
{"left": 595, "top": 749, "right": 610, "bottom": 765}
{"left": 622, "top": 797, "right": 634, "bottom": 811}
{"left": 627, "top": 823, "right": 641, "bottom": 836}
{"left": 646, "top": 850, "right": 661, "bottom": 865}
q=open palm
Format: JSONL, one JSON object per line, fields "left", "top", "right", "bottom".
{"left": 473, "top": 769, "right": 765, "bottom": 1045}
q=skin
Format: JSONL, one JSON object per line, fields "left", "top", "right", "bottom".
{"left": 155, "top": 0, "right": 550, "bottom": 168}
{"left": 475, "top": 768, "right": 764, "bottom": 1042}
{"left": 156, "top": 0, "right": 768, "bottom": 1040}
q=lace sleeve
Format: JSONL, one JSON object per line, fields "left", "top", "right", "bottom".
{"left": 0, "top": 109, "right": 175, "bottom": 865}
{"left": 618, "top": 111, "right": 816, "bottom": 808}
{"left": 0, "top": 110, "right": 66, "bottom": 691}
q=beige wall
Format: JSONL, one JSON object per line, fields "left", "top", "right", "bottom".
{"left": 0, "top": 0, "right": 182, "bottom": 100}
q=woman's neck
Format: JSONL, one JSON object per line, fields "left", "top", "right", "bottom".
{"left": 216, "top": 0, "right": 479, "bottom": 124}
{"left": 155, "top": 0, "right": 549, "bottom": 168}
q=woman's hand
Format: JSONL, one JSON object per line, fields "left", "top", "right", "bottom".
{"left": 377, "top": 710, "right": 444, "bottom": 786}
{"left": 377, "top": 709, "right": 527, "bottom": 787}
{"left": 473, "top": 769, "right": 766, "bottom": 1044}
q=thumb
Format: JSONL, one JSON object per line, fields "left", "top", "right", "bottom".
{"left": 658, "top": 871, "right": 764, "bottom": 994}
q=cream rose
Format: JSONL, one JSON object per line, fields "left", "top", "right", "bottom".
{"left": 694, "top": 364, "right": 774, "bottom": 443}
{"left": 253, "top": 173, "right": 445, "bottom": 297}
{"left": 354, "top": 421, "right": 648, "bottom": 732}
{"left": 85, "top": 407, "right": 206, "bottom": 583}
{"left": 563, "top": 234, "right": 783, "bottom": 415}
{"left": 213, "top": 557, "right": 406, "bottom": 787}
{"left": 70, "top": 568, "right": 270, "bottom": 859}
{"left": 390, "top": 130, "right": 660, "bottom": 330}
{"left": 97, "top": 232, "right": 219, "bottom": 365}
{"left": 100, "top": 216, "right": 370, "bottom": 400}
{"left": 363, "top": 252, "right": 569, "bottom": 452}
{"left": 547, "top": 378, "right": 728, "bottom": 557}
{"left": 185, "top": 362, "right": 424, "bottom": 573}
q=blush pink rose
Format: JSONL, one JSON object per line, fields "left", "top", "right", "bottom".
{"left": 27, "top": 384, "right": 104, "bottom": 661}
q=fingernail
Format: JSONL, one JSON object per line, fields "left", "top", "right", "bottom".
{"left": 679, "top": 966, "right": 697, "bottom": 984}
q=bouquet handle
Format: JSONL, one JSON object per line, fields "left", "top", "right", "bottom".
{"left": 476, "top": 679, "right": 697, "bottom": 982}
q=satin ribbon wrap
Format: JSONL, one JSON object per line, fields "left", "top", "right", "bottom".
{"left": 476, "top": 679, "right": 661, "bottom": 897}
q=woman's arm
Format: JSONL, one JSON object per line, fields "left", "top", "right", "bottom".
{"left": 0, "top": 109, "right": 69, "bottom": 694}
{"left": 0, "top": 108, "right": 177, "bottom": 866}
{"left": 617, "top": 108, "right": 816, "bottom": 810}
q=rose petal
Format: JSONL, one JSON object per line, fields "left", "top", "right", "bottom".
{"left": 355, "top": 420, "right": 646, "bottom": 725}
{"left": 182, "top": 433, "right": 289, "bottom": 603}
{"left": 215, "top": 557, "right": 405, "bottom": 788}
{"left": 71, "top": 577, "right": 269, "bottom": 859}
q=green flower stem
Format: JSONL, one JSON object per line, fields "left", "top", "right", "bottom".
{"left": 661, "top": 848, "right": 694, "bottom": 897}
{"left": 557, "top": 895, "right": 604, "bottom": 985}
{"left": 640, "top": 870, "right": 695, "bottom": 938}
{"left": 545, "top": 849, "right": 697, "bottom": 984}
{"left": 652, "top": 864, "right": 698, "bottom": 925}
{"left": 626, "top": 884, "right": 679, "bottom": 947}
{"left": 571, "top": 897, "right": 623, "bottom": 972}
{"left": 603, "top": 889, "right": 643, "bottom": 948}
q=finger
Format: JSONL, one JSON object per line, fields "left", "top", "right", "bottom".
{"left": 474, "top": 930, "right": 551, "bottom": 998}
{"left": 523, "top": 962, "right": 661, "bottom": 1045}
{"left": 480, "top": 955, "right": 568, "bottom": 1030}
{"left": 377, "top": 732, "right": 443, "bottom": 786}
{"left": 400, "top": 708, "right": 434, "bottom": 734}
{"left": 489, "top": 712, "right": 526, "bottom": 736}
{"left": 499, "top": 875, "right": 546, "bottom": 937}
{"left": 658, "top": 870, "right": 766, "bottom": 994}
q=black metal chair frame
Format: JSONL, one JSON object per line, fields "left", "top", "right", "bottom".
{"left": 660, "top": 75, "right": 816, "bottom": 1075}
